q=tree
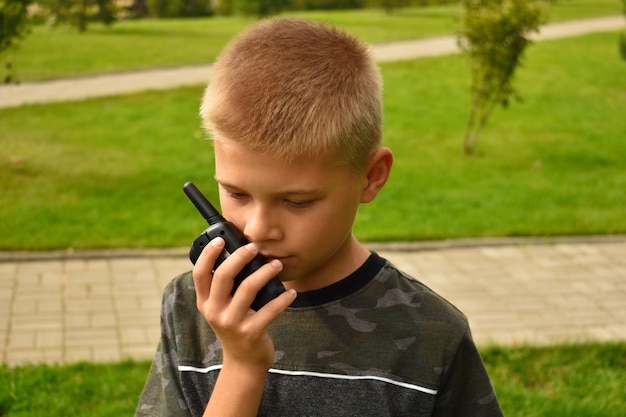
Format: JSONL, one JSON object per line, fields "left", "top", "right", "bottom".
{"left": 233, "top": 0, "right": 287, "bottom": 18}
{"left": 146, "top": 0, "right": 213, "bottom": 17}
{"left": 619, "top": 0, "right": 626, "bottom": 60}
{"left": 0, "top": 0, "right": 32, "bottom": 83}
{"left": 457, "top": 0, "right": 547, "bottom": 154}
{"left": 40, "top": 0, "right": 117, "bottom": 32}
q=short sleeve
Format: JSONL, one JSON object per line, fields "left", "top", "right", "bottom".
{"left": 135, "top": 280, "right": 191, "bottom": 416}
{"left": 433, "top": 330, "right": 504, "bottom": 417}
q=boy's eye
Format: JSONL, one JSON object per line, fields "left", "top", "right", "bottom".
{"left": 228, "top": 192, "right": 248, "bottom": 200}
{"left": 287, "top": 199, "right": 313, "bottom": 209}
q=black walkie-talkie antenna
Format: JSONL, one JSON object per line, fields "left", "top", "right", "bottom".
{"left": 183, "top": 182, "right": 223, "bottom": 224}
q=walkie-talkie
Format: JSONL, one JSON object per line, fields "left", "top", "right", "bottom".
{"left": 183, "top": 181, "right": 286, "bottom": 311}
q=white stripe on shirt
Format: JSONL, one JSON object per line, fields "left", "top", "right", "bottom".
{"left": 178, "top": 364, "right": 438, "bottom": 395}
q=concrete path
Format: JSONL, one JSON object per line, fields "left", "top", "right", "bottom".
{"left": 1, "top": 237, "right": 625, "bottom": 366}
{"left": 0, "top": 15, "right": 623, "bottom": 109}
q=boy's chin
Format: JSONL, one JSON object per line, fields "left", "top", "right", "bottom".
{"left": 276, "top": 271, "right": 299, "bottom": 283}
{"left": 275, "top": 265, "right": 308, "bottom": 286}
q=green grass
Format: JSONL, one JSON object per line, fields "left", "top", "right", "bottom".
{"left": 361, "top": 30, "right": 626, "bottom": 241}
{"left": 0, "top": 343, "right": 624, "bottom": 416}
{"left": 0, "top": 360, "right": 149, "bottom": 416}
{"left": 1, "top": 31, "right": 624, "bottom": 250}
{"left": 9, "top": 0, "right": 623, "bottom": 81}
{"left": 484, "top": 343, "right": 626, "bottom": 417}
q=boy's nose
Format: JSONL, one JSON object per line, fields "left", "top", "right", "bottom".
{"left": 242, "top": 205, "right": 282, "bottom": 243}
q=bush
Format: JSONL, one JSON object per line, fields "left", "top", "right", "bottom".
{"left": 147, "top": 0, "right": 213, "bottom": 17}
{"left": 0, "top": 0, "right": 32, "bottom": 83}
{"left": 457, "top": 0, "right": 548, "bottom": 154}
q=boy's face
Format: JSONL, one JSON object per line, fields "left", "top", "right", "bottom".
{"left": 213, "top": 140, "right": 369, "bottom": 292}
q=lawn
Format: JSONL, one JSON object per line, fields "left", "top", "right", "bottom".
{"left": 8, "top": 0, "right": 623, "bottom": 81}
{"left": 2, "top": 30, "right": 625, "bottom": 250}
{"left": 1, "top": 343, "right": 624, "bottom": 416}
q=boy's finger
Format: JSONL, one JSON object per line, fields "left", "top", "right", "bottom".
{"left": 250, "top": 288, "right": 297, "bottom": 330}
{"left": 229, "top": 259, "right": 283, "bottom": 313}
{"left": 192, "top": 237, "right": 225, "bottom": 301}
{"left": 209, "top": 242, "right": 260, "bottom": 306}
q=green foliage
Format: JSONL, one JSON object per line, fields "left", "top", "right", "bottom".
{"left": 37, "top": 0, "right": 117, "bottom": 32}
{"left": 619, "top": 0, "right": 626, "bottom": 61}
{"left": 146, "top": 0, "right": 213, "bottom": 17}
{"left": 457, "top": 0, "right": 548, "bottom": 154}
{"left": 233, "top": 0, "right": 289, "bottom": 17}
{"left": 0, "top": 0, "right": 30, "bottom": 53}
{"left": 0, "top": 0, "right": 32, "bottom": 83}
{"left": 289, "top": 0, "right": 367, "bottom": 12}
{"left": 214, "top": 0, "right": 234, "bottom": 15}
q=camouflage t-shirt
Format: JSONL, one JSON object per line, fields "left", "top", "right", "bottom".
{"left": 135, "top": 253, "right": 503, "bottom": 417}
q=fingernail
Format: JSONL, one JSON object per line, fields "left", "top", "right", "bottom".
{"left": 270, "top": 259, "right": 283, "bottom": 269}
{"left": 245, "top": 242, "right": 257, "bottom": 252}
{"left": 211, "top": 237, "right": 225, "bottom": 247}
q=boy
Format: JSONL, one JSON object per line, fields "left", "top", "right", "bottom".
{"left": 136, "top": 17, "right": 503, "bottom": 417}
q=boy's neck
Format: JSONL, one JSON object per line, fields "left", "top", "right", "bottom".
{"left": 283, "top": 235, "right": 371, "bottom": 293}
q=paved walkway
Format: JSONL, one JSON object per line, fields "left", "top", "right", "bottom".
{"left": 0, "top": 15, "right": 623, "bottom": 109}
{"left": 1, "top": 237, "right": 625, "bottom": 366}
{"left": 1, "top": 16, "right": 625, "bottom": 367}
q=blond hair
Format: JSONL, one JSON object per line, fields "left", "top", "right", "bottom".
{"left": 200, "top": 17, "right": 383, "bottom": 170}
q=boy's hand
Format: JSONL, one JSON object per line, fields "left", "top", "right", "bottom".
{"left": 192, "top": 236, "right": 296, "bottom": 372}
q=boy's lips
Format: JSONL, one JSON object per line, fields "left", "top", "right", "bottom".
{"left": 262, "top": 254, "right": 291, "bottom": 263}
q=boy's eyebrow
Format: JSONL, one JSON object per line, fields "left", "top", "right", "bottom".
{"left": 214, "top": 177, "right": 324, "bottom": 196}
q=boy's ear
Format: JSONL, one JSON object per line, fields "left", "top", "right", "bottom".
{"left": 361, "top": 147, "right": 393, "bottom": 203}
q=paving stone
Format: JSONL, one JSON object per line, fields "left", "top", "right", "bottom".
{"left": 91, "top": 312, "right": 118, "bottom": 327}
{"left": 38, "top": 329, "right": 64, "bottom": 348}
{"left": 64, "top": 347, "right": 93, "bottom": 363}
{"left": 65, "top": 328, "right": 119, "bottom": 348}
{"left": 65, "top": 314, "right": 91, "bottom": 329}
{"left": 93, "top": 346, "right": 122, "bottom": 363}
{"left": 9, "top": 330, "right": 36, "bottom": 349}
{"left": 121, "top": 326, "right": 151, "bottom": 345}
{"left": 12, "top": 315, "right": 63, "bottom": 330}
{"left": 123, "top": 344, "right": 158, "bottom": 361}
{"left": 37, "top": 300, "right": 63, "bottom": 314}
{"left": 6, "top": 348, "right": 64, "bottom": 366}
{"left": 0, "top": 262, "right": 17, "bottom": 276}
